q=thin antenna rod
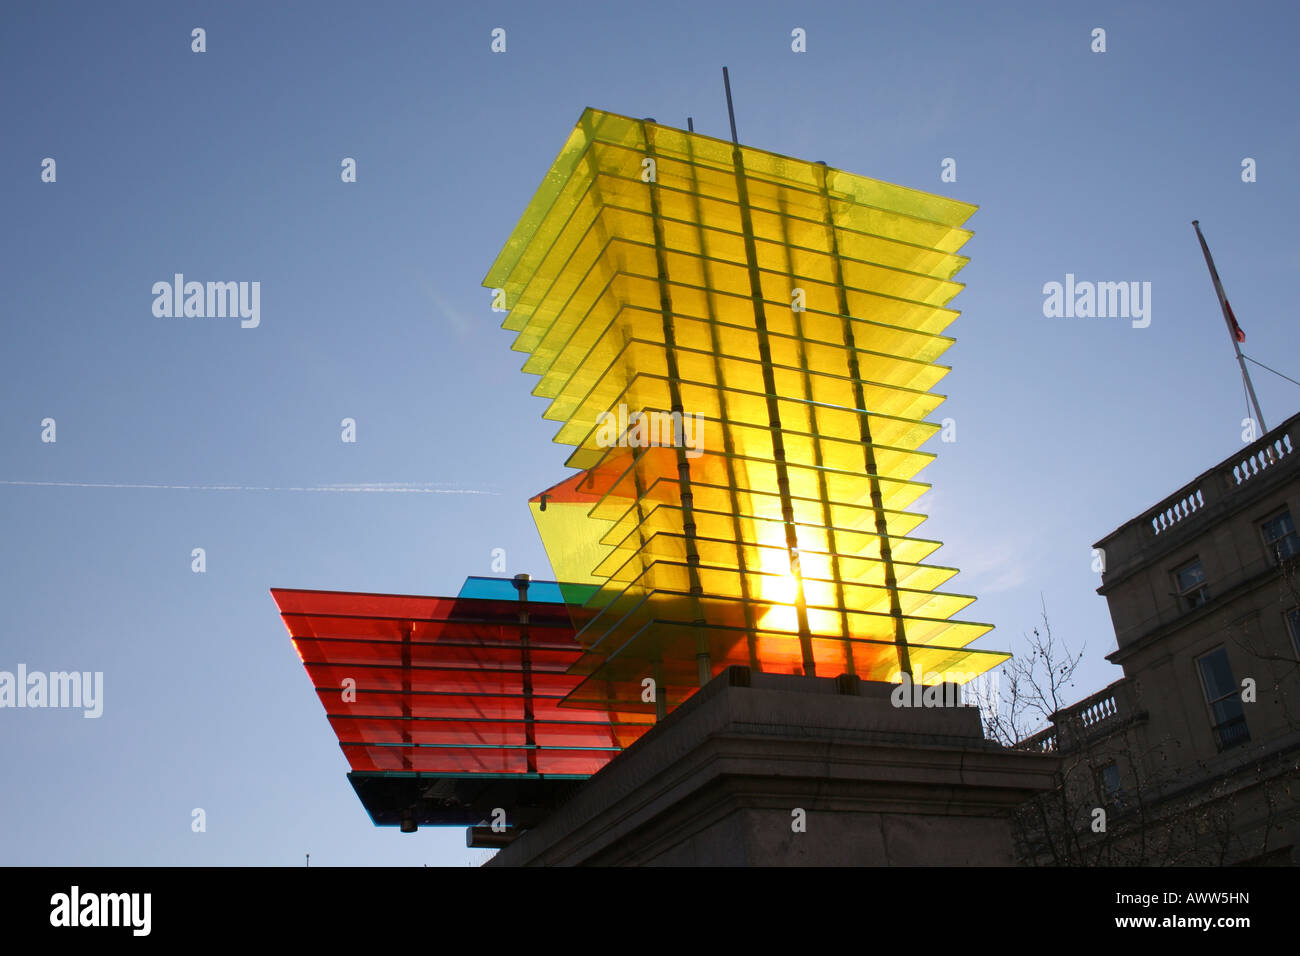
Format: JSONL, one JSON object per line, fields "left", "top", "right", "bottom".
{"left": 722, "top": 67, "right": 739, "bottom": 143}
{"left": 1192, "top": 220, "right": 1267, "bottom": 433}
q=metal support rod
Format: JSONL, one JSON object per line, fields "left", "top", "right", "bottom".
{"left": 401, "top": 622, "right": 412, "bottom": 770}
{"left": 640, "top": 116, "right": 712, "bottom": 686}
{"left": 722, "top": 66, "right": 817, "bottom": 675}
{"left": 512, "top": 573, "right": 538, "bottom": 774}
{"left": 817, "top": 164, "right": 912, "bottom": 679}
{"left": 723, "top": 67, "right": 739, "bottom": 143}
{"left": 681, "top": 120, "right": 762, "bottom": 672}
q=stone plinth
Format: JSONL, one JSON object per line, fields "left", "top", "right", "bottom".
{"left": 485, "top": 667, "right": 1059, "bottom": 866}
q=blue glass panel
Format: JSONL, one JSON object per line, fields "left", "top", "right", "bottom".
{"left": 457, "top": 576, "right": 596, "bottom": 605}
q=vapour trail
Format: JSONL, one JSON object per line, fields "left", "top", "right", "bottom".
{"left": 0, "top": 480, "right": 495, "bottom": 495}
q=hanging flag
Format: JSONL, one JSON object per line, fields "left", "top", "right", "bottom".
{"left": 1193, "top": 220, "right": 1249, "bottom": 347}
{"left": 1224, "top": 298, "right": 1246, "bottom": 343}
{"left": 1193, "top": 219, "right": 1266, "bottom": 431}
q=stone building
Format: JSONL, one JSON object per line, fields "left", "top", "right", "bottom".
{"left": 1015, "top": 411, "right": 1300, "bottom": 865}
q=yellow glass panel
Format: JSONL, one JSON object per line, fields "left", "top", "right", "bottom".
{"left": 483, "top": 107, "right": 1000, "bottom": 717}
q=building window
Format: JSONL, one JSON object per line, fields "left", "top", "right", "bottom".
{"left": 1097, "top": 761, "right": 1125, "bottom": 808}
{"left": 1287, "top": 608, "right": 1300, "bottom": 659}
{"left": 1261, "top": 511, "right": 1299, "bottom": 565}
{"left": 1196, "top": 647, "right": 1250, "bottom": 751}
{"left": 1173, "top": 558, "right": 1210, "bottom": 610}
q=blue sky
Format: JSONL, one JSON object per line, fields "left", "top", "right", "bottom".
{"left": 2, "top": 0, "right": 1297, "bottom": 865}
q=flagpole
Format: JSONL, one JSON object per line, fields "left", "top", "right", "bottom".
{"left": 1192, "top": 220, "right": 1266, "bottom": 434}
